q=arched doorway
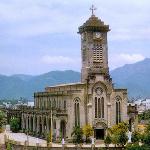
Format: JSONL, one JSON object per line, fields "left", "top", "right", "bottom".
{"left": 34, "top": 117, "right": 37, "bottom": 130}
{"left": 39, "top": 117, "right": 42, "bottom": 134}
{"left": 53, "top": 120, "right": 56, "bottom": 140}
{"left": 30, "top": 116, "right": 33, "bottom": 131}
{"left": 43, "top": 117, "right": 46, "bottom": 133}
{"left": 94, "top": 122, "right": 107, "bottom": 140}
{"left": 60, "top": 120, "right": 66, "bottom": 138}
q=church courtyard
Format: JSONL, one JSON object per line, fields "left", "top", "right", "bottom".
{"left": 0, "top": 132, "right": 47, "bottom": 147}
{"left": 0, "top": 131, "right": 108, "bottom": 148}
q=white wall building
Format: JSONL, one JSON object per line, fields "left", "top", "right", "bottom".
{"left": 134, "top": 98, "right": 150, "bottom": 114}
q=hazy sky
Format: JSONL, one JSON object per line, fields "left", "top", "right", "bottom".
{"left": 0, "top": 0, "right": 150, "bottom": 75}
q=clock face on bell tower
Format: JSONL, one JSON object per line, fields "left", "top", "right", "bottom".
{"left": 94, "top": 32, "right": 102, "bottom": 39}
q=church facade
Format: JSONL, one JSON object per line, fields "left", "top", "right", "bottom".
{"left": 21, "top": 12, "right": 128, "bottom": 141}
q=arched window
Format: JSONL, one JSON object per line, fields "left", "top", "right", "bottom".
{"left": 53, "top": 98, "right": 56, "bottom": 108}
{"left": 95, "top": 97, "right": 104, "bottom": 119}
{"left": 116, "top": 96, "right": 121, "bottom": 124}
{"left": 98, "top": 98, "right": 101, "bottom": 118}
{"left": 74, "top": 98, "right": 80, "bottom": 126}
{"left": 43, "top": 100, "right": 45, "bottom": 108}
{"left": 95, "top": 97, "right": 97, "bottom": 118}
{"left": 101, "top": 97, "right": 104, "bottom": 118}
{"left": 53, "top": 120, "right": 56, "bottom": 129}
{"left": 40, "top": 98, "right": 42, "bottom": 109}
{"left": 42, "top": 98, "right": 45, "bottom": 109}
{"left": 59, "top": 99, "right": 61, "bottom": 109}
{"left": 56, "top": 99, "right": 58, "bottom": 108}
{"left": 36, "top": 99, "right": 38, "bottom": 108}
{"left": 49, "top": 98, "right": 51, "bottom": 108}
{"left": 64, "top": 100, "right": 66, "bottom": 110}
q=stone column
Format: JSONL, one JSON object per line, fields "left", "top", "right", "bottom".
{"left": 107, "top": 94, "right": 111, "bottom": 128}
{"left": 22, "top": 114, "right": 25, "bottom": 129}
{"left": 29, "top": 115, "right": 31, "bottom": 131}
{"left": 87, "top": 96, "right": 93, "bottom": 125}
{"left": 33, "top": 115, "right": 35, "bottom": 132}
{"left": 46, "top": 116, "right": 49, "bottom": 133}
{"left": 46, "top": 98, "right": 48, "bottom": 109}
{"left": 24, "top": 115, "right": 26, "bottom": 129}
{"left": 26, "top": 115, "right": 28, "bottom": 130}
{"left": 37, "top": 116, "right": 40, "bottom": 133}
{"left": 42, "top": 116, "right": 44, "bottom": 134}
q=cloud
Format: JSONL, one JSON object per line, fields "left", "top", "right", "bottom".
{"left": 0, "top": 0, "right": 149, "bottom": 74}
{"left": 109, "top": 27, "right": 150, "bottom": 41}
{"left": 109, "top": 53, "right": 145, "bottom": 70}
{"left": 41, "top": 55, "right": 78, "bottom": 65}
{"left": 0, "top": 0, "right": 150, "bottom": 40}
{"left": 0, "top": 0, "right": 87, "bottom": 37}
{"left": 40, "top": 55, "right": 81, "bottom": 73}
{"left": 119, "top": 54, "right": 145, "bottom": 62}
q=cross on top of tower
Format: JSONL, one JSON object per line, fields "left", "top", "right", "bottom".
{"left": 90, "top": 5, "right": 97, "bottom": 16}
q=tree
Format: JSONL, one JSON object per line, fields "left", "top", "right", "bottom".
{"left": 145, "top": 121, "right": 150, "bottom": 133}
{"left": 138, "top": 110, "right": 150, "bottom": 123}
{"left": 131, "top": 131, "right": 140, "bottom": 143}
{"left": 6, "top": 142, "right": 12, "bottom": 150}
{"left": 109, "top": 122, "right": 128, "bottom": 147}
{"left": 0, "top": 110, "right": 6, "bottom": 133}
{"left": 117, "top": 132, "right": 128, "bottom": 147}
{"left": 10, "top": 117, "right": 20, "bottom": 132}
{"left": 46, "top": 132, "right": 52, "bottom": 146}
{"left": 82, "top": 124, "right": 93, "bottom": 143}
{"left": 143, "top": 133, "right": 150, "bottom": 145}
{"left": 110, "top": 122, "right": 128, "bottom": 134}
{"left": 126, "top": 143, "right": 142, "bottom": 150}
{"left": 46, "top": 133, "right": 51, "bottom": 143}
{"left": 111, "top": 134, "right": 118, "bottom": 147}
{"left": 71, "top": 126, "right": 83, "bottom": 144}
{"left": 126, "top": 122, "right": 150, "bottom": 150}
{"left": 104, "top": 134, "right": 112, "bottom": 148}
{"left": 142, "top": 121, "right": 150, "bottom": 145}
{"left": 126, "top": 143, "right": 150, "bottom": 150}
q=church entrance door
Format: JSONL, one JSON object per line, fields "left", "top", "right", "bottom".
{"left": 60, "top": 120, "right": 66, "bottom": 138}
{"left": 95, "top": 129, "right": 104, "bottom": 140}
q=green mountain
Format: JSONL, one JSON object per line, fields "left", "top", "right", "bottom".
{"left": 110, "top": 58, "right": 150, "bottom": 98}
{"left": 0, "top": 70, "right": 80, "bottom": 100}
{"left": 0, "top": 58, "right": 150, "bottom": 100}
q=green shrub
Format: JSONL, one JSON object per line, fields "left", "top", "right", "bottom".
{"left": 71, "top": 126, "right": 83, "bottom": 144}
{"left": 104, "top": 134, "right": 111, "bottom": 147}
{"left": 10, "top": 117, "right": 20, "bottom": 133}
{"left": 131, "top": 131, "right": 140, "bottom": 143}
{"left": 6, "top": 142, "right": 12, "bottom": 150}
{"left": 143, "top": 133, "right": 150, "bottom": 145}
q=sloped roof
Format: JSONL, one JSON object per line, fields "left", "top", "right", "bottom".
{"left": 78, "top": 15, "right": 110, "bottom": 33}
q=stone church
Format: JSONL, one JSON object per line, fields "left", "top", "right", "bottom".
{"left": 21, "top": 9, "right": 128, "bottom": 141}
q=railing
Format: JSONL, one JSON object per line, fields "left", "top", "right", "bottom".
{"left": 9, "top": 143, "right": 124, "bottom": 150}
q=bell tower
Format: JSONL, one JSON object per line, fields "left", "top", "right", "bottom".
{"left": 78, "top": 6, "right": 110, "bottom": 83}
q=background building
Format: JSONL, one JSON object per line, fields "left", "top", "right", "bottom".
{"left": 134, "top": 98, "right": 150, "bottom": 114}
